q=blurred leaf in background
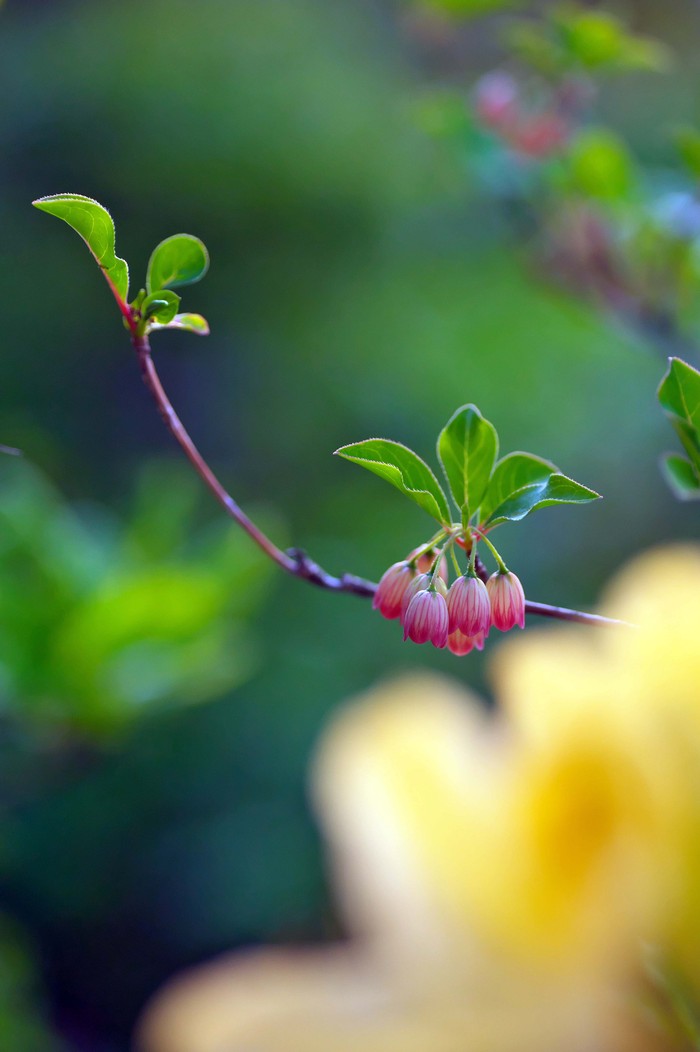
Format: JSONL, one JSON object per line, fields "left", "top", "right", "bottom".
{"left": 0, "top": 457, "right": 272, "bottom": 737}
{"left": 0, "top": 917, "right": 62, "bottom": 1052}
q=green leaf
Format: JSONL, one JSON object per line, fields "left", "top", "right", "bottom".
{"left": 553, "top": 8, "right": 669, "bottom": 72}
{"left": 150, "top": 313, "right": 210, "bottom": 336}
{"left": 658, "top": 357, "right": 700, "bottom": 431}
{"left": 142, "top": 289, "right": 181, "bottom": 325}
{"left": 146, "top": 234, "right": 209, "bottom": 293}
{"left": 556, "top": 10, "right": 626, "bottom": 68}
{"left": 437, "top": 404, "right": 498, "bottom": 522}
{"left": 658, "top": 358, "right": 700, "bottom": 485}
{"left": 662, "top": 454, "right": 700, "bottom": 501}
{"left": 32, "top": 193, "right": 129, "bottom": 304}
{"left": 671, "top": 419, "right": 700, "bottom": 475}
{"left": 484, "top": 472, "right": 601, "bottom": 526}
{"left": 478, "top": 451, "right": 557, "bottom": 525}
{"left": 567, "top": 129, "right": 633, "bottom": 201}
{"left": 335, "top": 439, "right": 451, "bottom": 525}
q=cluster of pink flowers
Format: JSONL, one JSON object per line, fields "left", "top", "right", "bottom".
{"left": 474, "top": 71, "right": 569, "bottom": 159}
{"left": 373, "top": 554, "right": 525, "bottom": 656}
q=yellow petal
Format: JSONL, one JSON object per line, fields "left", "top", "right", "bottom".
{"left": 312, "top": 674, "right": 504, "bottom": 957}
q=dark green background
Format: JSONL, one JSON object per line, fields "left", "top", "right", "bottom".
{"left": 0, "top": 1, "right": 698, "bottom": 1048}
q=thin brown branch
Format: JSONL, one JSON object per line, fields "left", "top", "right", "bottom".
{"left": 523, "top": 599, "right": 629, "bottom": 628}
{"left": 472, "top": 554, "right": 628, "bottom": 628}
{"left": 133, "top": 332, "right": 297, "bottom": 576}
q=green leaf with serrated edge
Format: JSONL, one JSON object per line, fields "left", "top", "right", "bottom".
{"left": 146, "top": 234, "right": 209, "bottom": 293}
{"left": 484, "top": 473, "right": 600, "bottom": 527}
{"left": 437, "top": 404, "right": 498, "bottom": 522}
{"left": 150, "top": 313, "right": 210, "bottom": 336}
{"left": 662, "top": 454, "right": 700, "bottom": 501}
{"left": 142, "top": 289, "right": 181, "bottom": 325}
{"left": 335, "top": 439, "right": 451, "bottom": 525}
{"left": 33, "top": 193, "right": 129, "bottom": 304}
{"left": 478, "top": 451, "right": 557, "bottom": 525}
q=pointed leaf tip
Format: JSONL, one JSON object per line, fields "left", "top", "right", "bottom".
{"left": 149, "top": 312, "right": 210, "bottom": 336}
{"left": 437, "top": 404, "right": 498, "bottom": 521}
{"left": 483, "top": 471, "right": 600, "bottom": 527}
{"left": 336, "top": 438, "right": 451, "bottom": 525}
{"left": 33, "top": 193, "right": 129, "bottom": 304}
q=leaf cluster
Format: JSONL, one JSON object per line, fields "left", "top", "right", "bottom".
{"left": 33, "top": 194, "right": 210, "bottom": 337}
{"left": 508, "top": 5, "right": 670, "bottom": 78}
{"left": 658, "top": 357, "right": 700, "bottom": 501}
{"left": 336, "top": 404, "right": 599, "bottom": 531}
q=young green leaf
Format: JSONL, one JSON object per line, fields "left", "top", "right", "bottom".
{"left": 150, "top": 313, "right": 210, "bottom": 336}
{"left": 437, "top": 404, "right": 498, "bottom": 522}
{"left": 662, "top": 454, "right": 700, "bottom": 501}
{"left": 142, "top": 289, "right": 181, "bottom": 325}
{"left": 658, "top": 357, "right": 700, "bottom": 431}
{"left": 658, "top": 357, "right": 700, "bottom": 478}
{"left": 335, "top": 439, "right": 451, "bottom": 525}
{"left": 146, "top": 234, "right": 209, "bottom": 294}
{"left": 483, "top": 473, "right": 601, "bottom": 527}
{"left": 32, "top": 193, "right": 129, "bottom": 304}
{"left": 478, "top": 451, "right": 557, "bottom": 525}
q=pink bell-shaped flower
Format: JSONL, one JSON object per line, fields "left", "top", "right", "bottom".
{"left": 446, "top": 629, "right": 475, "bottom": 656}
{"left": 486, "top": 570, "right": 526, "bottom": 631}
{"left": 403, "top": 588, "right": 449, "bottom": 649}
{"left": 447, "top": 629, "right": 486, "bottom": 656}
{"left": 400, "top": 572, "right": 430, "bottom": 621}
{"left": 372, "top": 562, "right": 416, "bottom": 621}
{"left": 446, "top": 575, "right": 491, "bottom": 637}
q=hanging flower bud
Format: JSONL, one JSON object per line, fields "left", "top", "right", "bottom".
{"left": 446, "top": 628, "right": 486, "bottom": 656}
{"left": 446, "top": 575, "right": 491, "bottom": 637}
{"left": 372, "top": 561, "right": 416, "bottom": 620}
{"left": 401, "top": 572, "right": 447, "bottom": 621}
{"left": 403, "top": 588, "right": 449, "bottom": 648}
{"left": 408, "top": 546, "right": 449, "bottom": 583}
{"left": 447, "top": 629, "right": 474, "bottom": 656}
{"left": 486, "top": 570, "right": 526, "bottom": 631}
{"left": 400, "top": 572, "right": 430, "bottom": 621}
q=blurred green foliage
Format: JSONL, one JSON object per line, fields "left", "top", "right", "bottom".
{"left": 1, "top": 0, "right": 699, "bottom": 1049}
{"left": 0, "top": 459, "right": 271, "bottom": 736}
{"left": 0, "top": 918, "right": 61, "bottom": 1052}
{"left": 508, "top": 4, "right": 671, "bottom": 76}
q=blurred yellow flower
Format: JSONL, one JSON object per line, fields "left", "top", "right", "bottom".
{"left": 139, "top": 545, "right": 700, "bottom": 1052}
